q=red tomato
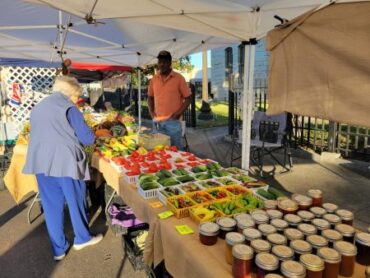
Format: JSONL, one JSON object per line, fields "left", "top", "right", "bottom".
{"left": 170, "top": 146, "right": 178, "bottom": 152}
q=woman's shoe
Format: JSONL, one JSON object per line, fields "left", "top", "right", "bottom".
{"left": 73, "top": 234, "right": 103, "bottom": 251}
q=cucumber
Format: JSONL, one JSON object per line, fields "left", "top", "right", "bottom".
{"left": 177, "top": 175, "right": 195, "bottom": 183}
{"left": 268, "top": 187, "right": 286, "bottom": 198}
{"left": 257, "top": 189, "right": 276, "bottom": 200}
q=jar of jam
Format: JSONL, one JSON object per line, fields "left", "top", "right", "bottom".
{"left": 284, "top": 228, "right": 304, "bottom": 245}
{"left": 272, "top": 245, "right": 294, "bottom": 265}
{"left": 217, "top": 217, "right": 237, "bottom": 239}
{"left": 265, "top": 275, "right": 284, "bottom": 278}
{"left": 267, "top": 233, "right": 287, "bottom": 246}
{"left": 232, "top": 244, "right": 254, "bottom": 278}
{"left": 335, "top": 209, "right": 354, "bottom": 226}
{"left": 333, "top": 241, "right": 357, "bottom": 277}
{"left": 335, "top": 224, "right": 355, "bottom": 243}
{"left": 292, "top": 194, "right": 313, "bottom": 211}
{"left": 234, "top": 213, "right": 252, "bottom": 222}
{"left": 308, "top": 189, "right": 323, "bottom": 207}
{"left": 307, "top": 235, "right": 328, "bottom": 254}
{"left": 277, "top": 197, "right": 298, "bottom": 215}
{"left": 252, "top": 212, "right": 270, "bottom": 225}
{"left": 297, "top": 210, "right": 315, "bottom": 223}
{"left": 243, "top": 228, "right": 262, "bottom": 245}
{"left": 255, "top": 253, "right": 279, "bottom": 278}
{"left": 280, "top": 260, "right": 306, "bottom": 278}
{"left": 322, "top": 229, "right": 343, "bottom": 248}
{"left": 310, "top": 207, "right": 327, "bottom": 218}
{"left": 290, "top": 239, "right": 312, "bottom": 260}
{"left": 323, "top": 214, "right": 341, "bottom": 229}
{"left": 318, "top": 247, "right": 341, "bottom": 278}
{"left": 300, "top": 254, "right": 325, "bottom": 278}
{"left": 237, "top": 217, "right": 256, "bottom": 233}
{"left": 271, "top": 219, "right": 289, "bottom": 234}
{"left": 354, "top": 232, "right": 370, "bottom": 265}
{"left": 267, "top": 209, "right": 283, "bottom": 220}
{"left": 258, "top": 224, "right": 277, "bottom": 239}
{"left": 251, "top": 239, "right": 272, "bottom": 255}
{"left": 322, "top": 203, "right": 338, "bottom": 214}
{"left": 366, "top": 266, "right": 370, "bottom": 278}
{"left": 284, "top": 214, "right": 302, "bottom": 228}
{"left": 264, "top": 200, "right": 278, "bottom": 210}
{"left": 199, "top": 222, "right": 220, "bottom": 246}
{"left": 312, "top": 218, "right": 331, "bottom": 235}
{"left": 225, "top": 232, "right": 246, "bottom": 264}
{"left": 298, "top": 223, "right": 317, "bottom": 239}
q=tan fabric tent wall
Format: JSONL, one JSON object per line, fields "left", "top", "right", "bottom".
{"left": 266, "top": 2, "right": 370, "bottom": 128}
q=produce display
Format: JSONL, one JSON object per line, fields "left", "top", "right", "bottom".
{"left": 224, "top": 185, "right": 250, "bottom": 196}
{"left": 207, "top": 188, "right": 230, "bottom": 200}
{"left": 180, "top": 183, "right": 203, "bottom": 193}
{"left": 190, "top": 206, "right": 222, "bottom": 222}
{"left": 159, "top": 187, "right": 182, "bottom": 198}
{"left": 256, "top": 187, "right": 286, "bottom": 200}
{"left": 189, "top": 192, "right": 214, "bottom": 204}
{"left": 199, "top": 180, "right": 221, "bottom": 188}
{"left": 168, "top": 196, "right": 194, "bottom": 209}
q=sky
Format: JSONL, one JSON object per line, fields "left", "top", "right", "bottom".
{"left": 189, "top": 50, "right": 211, "bottom": 70}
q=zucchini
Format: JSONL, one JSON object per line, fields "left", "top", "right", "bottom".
{"left": 268, "top": 187, "right": 286, "bottom": 198}
{"left": 257, "top": 189, "right": 276, "bottom": 200}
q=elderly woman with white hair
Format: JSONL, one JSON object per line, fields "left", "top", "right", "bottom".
{"left": 23, "top": 76, "right": 102, "bottom": 261}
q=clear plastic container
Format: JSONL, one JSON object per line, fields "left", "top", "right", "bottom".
{"left": 307, "top": 235, "right": 329, "bottom": 254}
{"left": 323, "top": 214, "right": 341, "bottom": 229}
{"left": 255, "top": 253, "right": 279, "bottom": 278}
{"left": 300, "top": 254, "right": 325, "bottom": 278}
{"left": 298, "top": 223, "right": 317, "bottom": 239}
{"left": 243, "top": 228, "right": 262, "bottom": 246}
{"left": 284, "top": 228, "right": 304, "bottom": 245}
{"left": 270, "top": 219, "right": 289, "bottom": 234}
{"left": 277, "top": 197, "right": 298, "bottom": 215}
{"left": 310, "top": 207, "right": 327, "bottom": 218}
{"left": 290, "top": 239, "right": 313, "bottom": 261}
{"left": 225, "top": 232, "right": 246, "bottom": 265}
{"left": 267, "top": 233, "right": 287, "bottom": 246}
{"left": 335, "top": 224, "right": 355, "bottom": 243}
{"left": 322, "top": 229, "right": 343, "bottom": 248}
{"left": 335, "top": 209, "right": 354, "bottom": 226}
{"left": 258, "top": 224, "right": 277, "bottom": 239}
{"left": 237, "top": 217, "right": 255, "bottom": 233}
{"left": 272, "top": 245, "right": 294, "bottom": 264}
{"left": 322, "top": 203, "right": 338, "bottom": 214}
{"left": 297, "top": 210, "right": 315, "bottom": 223}
{"left": 292, "top": 193, "right": 313, "bottom": 211}
{"left": 307, "top": 189, "right": 323, "bottom": 207}
{"left": 266, "top": 209, "right": 283, "bottom": 220}
{"left": 284, "top": 214, "right": 302, "bottom": 228}
{"left": 251, "top": 239, "right": 272, "bottom": 254}
{"left": 354, "top": 232, "right": 370, "bottom": 265}
{"left": 333, "top": 240, "right": 357, "bottom": 277}
{"left": 318, "top": 247, "right": 341, "bottom": 278}
{"left": 199, "top": 222, "right": 219, "bottom": 246}
{"left": 312, "top": 218, "right": 331, "bottom": 235}
{"left": 217, "top": 217, "right": 237, "bottom": 239}
{"left": 232, "top": 244, "right": 254, "bottom": 278}
{"left": 280, "top": 260, "right": 306, "bottom": 278}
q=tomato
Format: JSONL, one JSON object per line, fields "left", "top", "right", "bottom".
{"left": 131, "top": 151, "right": 139, "bottom": 158}
{"left": 170, "top": 146, "right": 178, "bottom": 152}
{"left": 141, "top": 162, "right": 149, "bottom": 168}
{"left": 187, "top": 156, "right": 197, "bottom": 161}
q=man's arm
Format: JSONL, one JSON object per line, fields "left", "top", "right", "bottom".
{"left": 148, "top": 96, "right": 156, "bottom": 119}
{"left": 171, "top": 96, "right": 191, "bottom": 120}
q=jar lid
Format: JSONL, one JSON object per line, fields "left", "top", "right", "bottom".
{"left": 300, "top": 254, "right": 325, "bottom": 271}
{"left": 290, "top": 239, "right": 312, "bottom": 254}
{"left": 272, "top": 245, "right": 294, "bottom": 259}
{"left": 322, "top": 203, "right": 338, "bottom": 213}
{"left": 252, "top": 212, "right": 269, "bottom": 224}
{"left": 237, "top": 218, "right": 255, "bottom": 230}
{"left": 271, "top": 219, "right": 289, "bottom": 230}
{"left": 298, "top": 223, "right": 317, "bottom": 235}
{"left": 336, "top": 209, "right": 354, "bottom": 221}
{"left": 277, "top": 197, "right": 298, "bottom": 212}
{"left": 267, "top": 209, "right": 283, "bottom": 220}
{"left": 284, "top": 228, "right": 304, "bottom": 240}
{"left": 308, "top": 189, "right": 322, "bottom": 198}
{"left": 335, "top": 224, "right": 355, "bottom": 236}
{"left": 292, "top": 194, "right": 313, "bottom": 206}
{"left": 355, "top": 232, "right": 370, "bottom": 246}
{"left": 284, "top": 214, "right": 302, "bottom": 225}
{"left": 281, "top": 261, "right": 306, "bottom": 278}
{"left": 232, "top": 244, "right": 254, "bottom": 260}
{"left": 312, "top": 218, "right": 330, "bottom": 230}
{"left": 264, "top": 200, "right": 278, "bottom": 209}
{"left": 217, "top": 217, "right": 237, "bottom": 230}
{"left": 234, "top": 212, "right": 252, "bottom": 222}
{"left": 251, "top": 239, "right": 271, "bottom": 253}
{"left": 267, "top": 233, "right": 287, "bottom": 246}
{"left": 322, "top": 229, "right": 343, "bottom": 242}
{"left": 307, "top": 235, "right": 328, "bottom": 248}
{"left": 334, "top": 241, "right": 357, "bottom": 256}
{"left": 297, "top": 210, "right": 315, "bottom": 221}
{"left": 318, "top": 247, "right": 341, "bottom": 263}
{"left": 255, "top": 253, "right": 279, "bottom": 271}
{"left": 323, "top": 213, "right": 341, "bottom": 224}
{"left": 251, "top": 209, "right": 268, "bottom": 216}
{"left": 258, "top": 224, "right": 277, "bottom": 235}
{"left": 199, "top": 222, "right": 219, "bottom": 236}
{"left": 243, "top": 228, "right": 262, "bottom": 240}
{"left": 265, "top": 275, "right": 284, "bottom": 278}
{"left": 226, "top": 232, "right": 245, "bottom": 246}
{"left": 310, "top": 206, "right": 327, "bottom": 216}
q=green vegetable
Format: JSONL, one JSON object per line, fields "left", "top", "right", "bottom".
{"left": 191, "top": 165, "right": 207, "bottom": 173}
{"left": 268, "top": 187, "right": 286, "bottom": 198}
{"left": 257, "top": 189, "right": 276, "bottom": 200}
{"left": 141, "top": 182, "right": 159, "bottom": 190}
{"left": 176, "top": 175, "right": 195, "bottom": 183}
{"left": 139, "top": 174, "right": 157, "bottom": 184}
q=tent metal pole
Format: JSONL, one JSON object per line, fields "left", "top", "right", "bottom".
{"left": 202, "top": 49, "right": 209, "bottom": 102}
{"left": 138, "top": 67, "right": 142, "bottom": 131}
{"left": 0, "top": 25, "right": 56, "bottom": 31}
{"left": 241, "top": 44, "right": 250, "bottom": 170}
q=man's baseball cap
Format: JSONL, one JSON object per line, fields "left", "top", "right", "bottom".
{"left": 157, "top": 50, "right": 172, "bottom": 60}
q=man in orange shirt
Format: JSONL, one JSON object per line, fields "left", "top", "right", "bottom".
{"left": 148, "top": 51, "right": 191, "bottom": 150}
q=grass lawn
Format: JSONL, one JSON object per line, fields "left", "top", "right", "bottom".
{"left": 195, "top": 100, "right": 229, "bottom": 128}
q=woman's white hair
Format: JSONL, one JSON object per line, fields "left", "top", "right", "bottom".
{"left": 53, "top": 76, "right": 82, "bottom": 97}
